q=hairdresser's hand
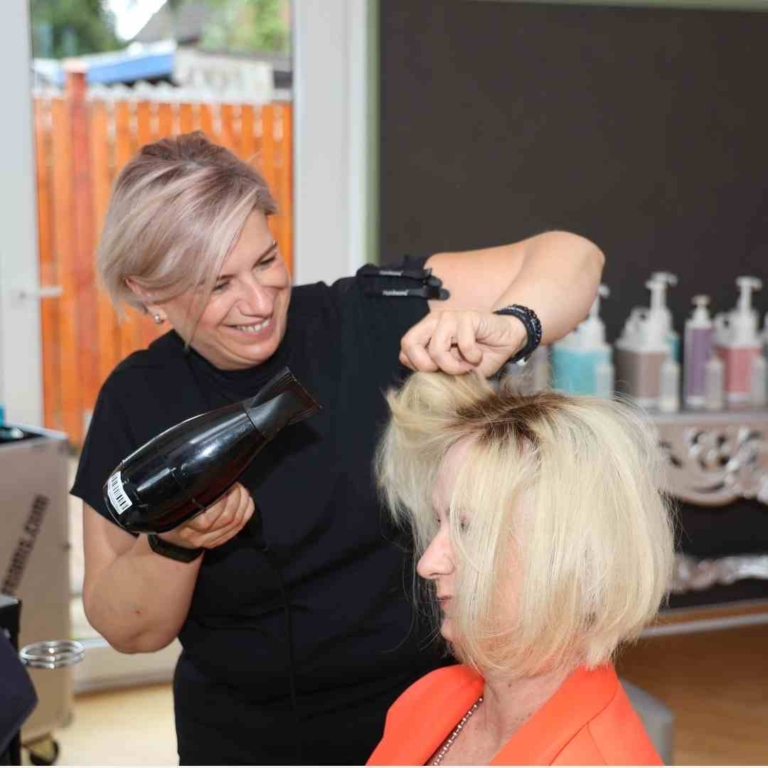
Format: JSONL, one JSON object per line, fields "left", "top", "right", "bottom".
{"left": 156, "top": 482, "right": 256, "bottom": 551}
{"left": 400, "top": 310, "right": 527, "bottom": 377}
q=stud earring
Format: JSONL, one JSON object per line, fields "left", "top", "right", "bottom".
{"left": 152, "top": 313, "right": 164, "bottom": 325}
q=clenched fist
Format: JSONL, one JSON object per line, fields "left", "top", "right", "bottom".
{"left": 399, "top": 310, "right": 527, "bottom": 378}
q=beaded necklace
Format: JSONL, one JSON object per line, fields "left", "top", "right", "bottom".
{"left": 430, "top": 696, "right": 484, "bottom": 766}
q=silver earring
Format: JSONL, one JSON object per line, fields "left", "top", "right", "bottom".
{"left": 152, "top": 313, "right": 164, "bottom": 325}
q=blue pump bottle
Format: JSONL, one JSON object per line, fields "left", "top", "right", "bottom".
{"left": 551, "top": 285, "right": 614, "bottom": 397}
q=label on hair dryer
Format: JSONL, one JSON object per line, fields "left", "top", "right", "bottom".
{"left": 107, "top": 471, "right": 133, "bottom": 515}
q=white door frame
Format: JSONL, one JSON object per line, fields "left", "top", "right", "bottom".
{"left": 0, "top": 0, "right": 43, "bottom": 428}
{"left": 293, "top": 0, "right": 377, "bottom": 285}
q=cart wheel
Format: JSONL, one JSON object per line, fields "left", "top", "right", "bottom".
{"left": 26, "top": 736, "right": 60, "bottom": 766}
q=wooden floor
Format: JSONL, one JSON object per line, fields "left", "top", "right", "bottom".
{"left": 617, "top": 622, "right": 768, "bottom": 765}
{"left": 32, "top": 624, "right": 768, "bottom": 765}
{"left": 24, "top": 683, "right": 175, "bottom": 766}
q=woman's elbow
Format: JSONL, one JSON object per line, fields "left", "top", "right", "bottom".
{"left": 99, "top": 625, "right": 177, "bottom": 655}
{"left": 584, "top": 237, "right": 606, "bottom": 275}
{"left": 110, "top": 632, "right": 176, "bottom": 655}
{"left": 555, "top": 230, "right": 606, "bottom": 275}
{"left": 82, "top": 596, "right": 177, "bottom": 654}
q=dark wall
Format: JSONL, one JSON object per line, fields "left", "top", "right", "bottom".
{"left": 379, "top": 0, "right": 768, "bottom": 341}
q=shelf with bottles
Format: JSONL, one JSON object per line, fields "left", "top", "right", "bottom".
{"left": 502, "top": 278, "right": 768, "bottom": 631}
{"left": 538, "top": 274, "right": 768, "bottom": 414}
{"left": 502, "top": 273, "right": 768, "bottom": 507}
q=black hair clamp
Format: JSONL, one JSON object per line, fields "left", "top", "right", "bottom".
{"left": 357, "top": 258, "right": 450, "bottom": 301}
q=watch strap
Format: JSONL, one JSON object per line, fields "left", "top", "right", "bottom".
{"left": 147, "top": 533, "right": 204, "bottom": 563}
{"left": 493, "top": 304, "right": 543, "bottom": 365}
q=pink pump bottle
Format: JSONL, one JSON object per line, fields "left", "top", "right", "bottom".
{"left": 714, "top": 277, "right": 763, "bottom": 406}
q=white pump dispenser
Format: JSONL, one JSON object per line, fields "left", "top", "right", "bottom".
{"left": 614, "top": 275, "right": 678, "bottom": 408}
{"left": 627, "top": 276, "right": 675, "bottom": 353}
{"left": 688, "top": 295, "right": 712, "bottom": 328}
{"left": 724, "top": 277, "right": 762, "bottom": 347}
{"left": 649, "top": 271, "right": 679, "bottom": 360}
{"left": 572, "top": 285, "right": 609, "bottom": 349}
{"left": 650, "top": 271, "right": 678, "bottom": 332}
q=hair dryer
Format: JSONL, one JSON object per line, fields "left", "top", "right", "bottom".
{"left": 103, "top": 367, "right": 320, "bottom": 534}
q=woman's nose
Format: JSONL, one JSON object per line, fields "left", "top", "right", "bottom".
{"left": 238, "top": 275, "right": 274, "bottom": 316}
{"left": 417, "top": 529, "right": 454, "bottom": 580}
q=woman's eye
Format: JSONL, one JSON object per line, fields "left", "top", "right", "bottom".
{"left": 212, "top": 282, "right": 228, "bottom": 293}
{"left": 256, "top": 255, "right": 277, "bottom": 270}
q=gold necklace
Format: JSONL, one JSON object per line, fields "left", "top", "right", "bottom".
{"left": 431, "top": 696, "right": 483, "bottom": 766}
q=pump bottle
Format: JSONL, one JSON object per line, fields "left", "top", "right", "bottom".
{"left": 714, "top": 277, "right": 763, "bottom": 406}
{"left": 614, "top": 277, "right": 676, "bottom": 410}
{"left": 704, "top": 355, "right": 725, "bottom": 411}
{"left": 650, "top": 272, "right": 680, "bottom": 362}
{"left": 751, "top": 353, "right": 767, "bottom": 407}
{"left": 551, "top": 285, "right": 614, "bottom": 397}
{"left": 683, "top": 295, "right": 714, "bottom": 409}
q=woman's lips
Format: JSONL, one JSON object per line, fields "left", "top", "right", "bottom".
{"left": 227, "top": 317, "right": 274, "bottom": 339}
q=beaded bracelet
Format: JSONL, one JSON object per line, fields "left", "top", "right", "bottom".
{"left": 493, "top": 304, "right": 543, "bottom": 365}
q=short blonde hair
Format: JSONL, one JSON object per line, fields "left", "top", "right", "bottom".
{"left": 376, "top": 373, "right": 675, "bottom": 677}
{"left": 99, "top": 131, "right": 278, "bottom": 315}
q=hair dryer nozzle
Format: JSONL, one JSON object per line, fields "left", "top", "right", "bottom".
{"left": 244, "top": 367, "right": 321, "bottom": 439}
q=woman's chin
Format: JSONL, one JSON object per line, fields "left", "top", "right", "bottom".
{"left": 439, "top": 619, "right": 455, "bottom": 644}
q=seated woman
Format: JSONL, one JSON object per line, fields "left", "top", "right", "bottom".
{"left": 369, "top": 373, "right": 674, "bottom": 766}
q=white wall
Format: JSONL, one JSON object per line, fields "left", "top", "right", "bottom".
{"left": 293, "top": 0, "right": 375, "bottom": 286}
{"left": 0, "top": 0, "right": 43, "bottom": 428}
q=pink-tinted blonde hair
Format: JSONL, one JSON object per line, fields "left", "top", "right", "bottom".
{"left": 98, "top": 131, "right": 277, "bottom": 316}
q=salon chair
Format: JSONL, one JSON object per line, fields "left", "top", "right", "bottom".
{"left": 621, "top": 678, "right": 675, "bottom": 765}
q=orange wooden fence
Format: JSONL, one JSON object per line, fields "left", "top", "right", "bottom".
{"left": 34, "top": 71, "right": 293, "bottom": 448}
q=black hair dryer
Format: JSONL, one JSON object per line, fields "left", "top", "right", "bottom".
{"left": 102, "top": 367, "right": 320, "bottom": 534}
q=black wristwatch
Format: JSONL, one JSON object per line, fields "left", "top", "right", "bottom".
{"left": 148, "top": 533, "right": 204, "bottom": 563}
{"left": 493, "top": 304, "right": 543, "bottom": 365}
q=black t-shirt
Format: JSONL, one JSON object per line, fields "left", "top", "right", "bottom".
{"left": 71, "top": 263, "right": 447, "bottom": 765}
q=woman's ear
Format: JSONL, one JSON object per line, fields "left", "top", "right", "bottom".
{"left": 124, "top": 277, "right": 167, "bottom": 323}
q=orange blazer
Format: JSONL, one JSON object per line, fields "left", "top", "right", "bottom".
{"left": 367, "top": 664, "right": 662, "bottom": 765}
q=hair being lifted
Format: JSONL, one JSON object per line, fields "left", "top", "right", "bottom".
{"left": 376, "top": 372, "right": 675, "bottom": 678}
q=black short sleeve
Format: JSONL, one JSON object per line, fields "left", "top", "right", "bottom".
{"left": 70, "top": 375, "right": 141, "bottom": 524}
{"left": 327, "top": 254, "right": 435, "bottom": 393}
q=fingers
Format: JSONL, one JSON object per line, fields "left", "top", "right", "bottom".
{"left": 190, "top": 483, "right": 242, "bottom": 533}
{"left": 206, "top": 494, "right": 255, "bottom": 549}
{"left": 168, "top": 483, "right": 257, "bottom": 550}
{"left": 455, "top": 317, "right": 483, "bottom": 367}
{"left": 401, "top": 312, "right": 481, "bottom": 375}
{"left": 400, "top": 317, "right": 440, "bottom": 372}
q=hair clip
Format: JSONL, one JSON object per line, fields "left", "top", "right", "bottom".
{"left": 357, "top": 263, "right": 441, "bottom": 286}
{"left": 363, "top": 285, "right": 449, "bottom": 300}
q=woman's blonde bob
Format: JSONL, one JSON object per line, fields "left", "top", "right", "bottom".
{"left": 98, "top": 131, "right": 277, "bottom": 316}
{"left": 376, "top": 373, "right": 675, "bottom": 678}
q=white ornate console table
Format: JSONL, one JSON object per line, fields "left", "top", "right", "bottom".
{"left": 645, "top": 409, "right": 768, "bottom": 636}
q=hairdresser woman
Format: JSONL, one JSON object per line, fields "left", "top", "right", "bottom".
{"left": 71, "top": 132, "right": 604, "bottom": 766}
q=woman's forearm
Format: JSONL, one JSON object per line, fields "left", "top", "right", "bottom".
{"left": 491, "top": 231, "right": 605, "bottom": 344}
{"left": 83, "top": 534, "right": 202, "bottom": 654}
